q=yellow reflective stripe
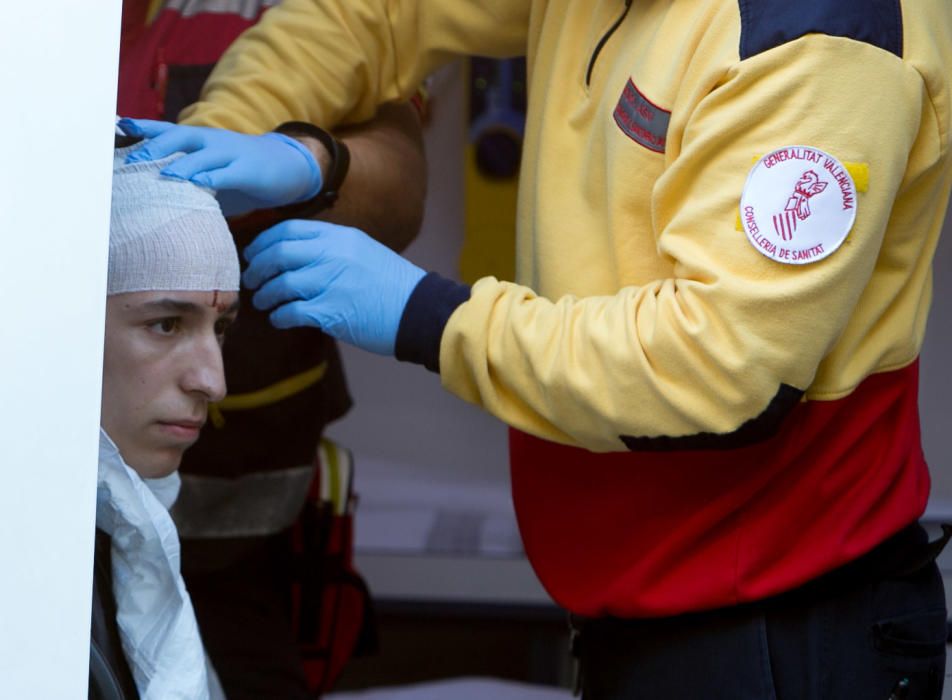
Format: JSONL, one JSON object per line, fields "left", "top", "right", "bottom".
{"left": 320, "top": 439, "right": 343, "bottom": 514}
{"left": 146, "top": 0, "right": 164, "bottom": 24}
{"left": 208, "top": 361, "right": 328, "bottom": 428}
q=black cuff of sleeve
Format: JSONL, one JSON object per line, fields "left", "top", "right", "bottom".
{"left": 395, "top": 272, "right": 471, "bottom": 373}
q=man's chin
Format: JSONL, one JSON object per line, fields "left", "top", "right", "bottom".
{"left": 127, "top": 446, "right": 185, "bottom": 480}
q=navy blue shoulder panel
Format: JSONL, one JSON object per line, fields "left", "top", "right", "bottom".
{"left": 738, "top": 0, "right": 903, "bottom": 60}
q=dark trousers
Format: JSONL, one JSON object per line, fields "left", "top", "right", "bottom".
{"left": 576, "top": 528, "right": 948, "bottom": 699}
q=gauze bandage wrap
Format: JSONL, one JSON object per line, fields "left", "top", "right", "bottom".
{"left": 109, "top": 146, "right": 239, "bottom": 295}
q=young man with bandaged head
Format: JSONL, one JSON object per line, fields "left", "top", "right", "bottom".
{"left": 89, "top": 139, "right": 239, "bottom": 700}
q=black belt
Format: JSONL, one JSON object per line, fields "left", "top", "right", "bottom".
{"left": 772, "top": 521, "right": 951, "bottom": 608}
{"left": 567, "top": 521, "right": 951, "bottom": 695}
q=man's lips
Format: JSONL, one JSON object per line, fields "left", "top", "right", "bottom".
{"left": 155, "top": 419, "right": 205, "bottom": 441}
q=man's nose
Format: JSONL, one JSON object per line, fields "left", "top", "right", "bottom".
{"left": 182, "top": 334, "right": 227, "bottom": 402}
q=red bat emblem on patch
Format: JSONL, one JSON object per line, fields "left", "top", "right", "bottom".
{"left": 773, "top": 170, "right": 829, "bottom": 241}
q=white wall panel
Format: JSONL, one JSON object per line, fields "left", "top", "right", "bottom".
{"left": 0, "top": 3, "right": 121, "bottom": 697}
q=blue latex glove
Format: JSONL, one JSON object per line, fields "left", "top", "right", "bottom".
{"left": 117, "top": 118, "right": 322, "bottom": 216}
{"left": 242, "top": 219, "right": 426, "bottom": 355}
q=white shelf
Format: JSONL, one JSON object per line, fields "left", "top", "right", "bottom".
{"left": 355, "top": 551, "right": 553, "bottom": 607}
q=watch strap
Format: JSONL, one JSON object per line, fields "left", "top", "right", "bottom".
{"left": 273, "top": 121, "right": 350, "bottom": 217}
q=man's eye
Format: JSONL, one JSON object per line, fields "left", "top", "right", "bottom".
{"left": 149, "top": 318, "right": 180, "bottom": 335}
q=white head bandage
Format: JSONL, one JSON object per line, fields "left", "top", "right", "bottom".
{"left": 109, "top": 145, "right": 240, "bottom": 295}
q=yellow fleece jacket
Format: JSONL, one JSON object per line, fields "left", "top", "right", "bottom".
{"left": 184, "top": 0, "right": 952, "bottom": 452}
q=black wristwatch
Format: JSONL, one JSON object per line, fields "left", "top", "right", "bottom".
{"left": 273, "top": 120, "right": 351, "bottom": 216}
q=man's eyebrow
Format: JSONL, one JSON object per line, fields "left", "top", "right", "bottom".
{"left": 137, "top": 299, "right": 205, "bottom": 315}
{"left": 135, "top": 298, "right": 240, "bottom": 315}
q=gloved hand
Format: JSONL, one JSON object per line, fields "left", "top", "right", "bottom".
{"left": 242, "top": 219, "right": 427, "bottom": 355}
{"left": 117, "top": 118, "right": 323, "bottom": 216}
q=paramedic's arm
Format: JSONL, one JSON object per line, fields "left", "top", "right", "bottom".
{"left": 120, "top": 100, "right": 426, "bottom": 248}
{"left": 390, "top": 36, "right": 935, "bottom": 450}
{"left": 299, "top": 102, "right": 425, "bottom": 252}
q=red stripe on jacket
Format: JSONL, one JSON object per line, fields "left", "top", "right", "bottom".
{"left": 510, "top": 361, "right": 929, "bottom": 618}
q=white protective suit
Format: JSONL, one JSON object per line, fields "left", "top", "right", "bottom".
{"left": 96, "top": 429, "right": 225, "bottom": 700}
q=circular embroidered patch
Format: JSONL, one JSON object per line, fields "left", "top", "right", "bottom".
{"left": 739, "top": 146, "right": 857, "bottom": 265}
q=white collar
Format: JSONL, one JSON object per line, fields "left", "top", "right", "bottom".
{"left": 97, "top": 429, "right": 212, "bottom": 700}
